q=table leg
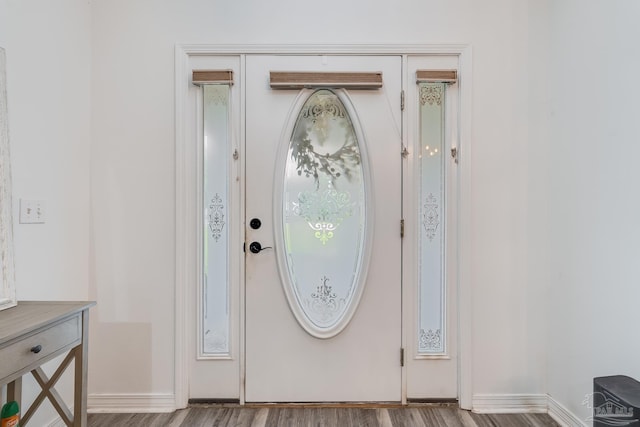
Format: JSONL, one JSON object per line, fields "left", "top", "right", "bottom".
{"left": 73, "top": 309, "right": 89, "bottom": 427}
{"left": 6, "top": 376, "right": 22, "bottom": 413}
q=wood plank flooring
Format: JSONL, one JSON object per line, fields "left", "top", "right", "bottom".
{"left": 87, "top": 405, "right": 560, "bottom": 427}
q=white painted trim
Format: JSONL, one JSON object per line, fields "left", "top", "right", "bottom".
{"left": 238, "top": 53, "right": 247, "bottom": 406}
{"left": 48, "top": 419, "right": 66, "bottom": 427}
{"left": 87, "top": 393, "right": 176, "bottom": 413}
{"left": 472, "top": 393, "right": 548, "bottom": 414}
{"left": 174, "top": 44, "right": 190, "bottom": 410}
{"left": 472, "top": 394, "right": 586, "bottom": 426}
{"left": 79, "top": 393, "right": 587, "bottom": 425}
{"left": 179, "top": 44, "right": 471, "bottom": 56}
{"left": 456, "top": 44, "right": 473, "bottom": 411}
{"left": 548, "top": 395, "right": 587, "bottom": 427}
{"left": 175, "top": 44, "right": 473, "bottom": 408}
{"left": 400, "top": 54, "right": 408, "bottom": 406}
{"left": 47, "top": 409, "right": 73, "bottom": 427}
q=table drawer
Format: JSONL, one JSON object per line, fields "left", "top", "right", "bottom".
{"left": 0, "top": 315, "right": 81, "bottom": 380}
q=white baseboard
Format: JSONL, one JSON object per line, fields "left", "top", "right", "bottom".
{"left": 547, "top": 395, "right": 587, "bottom": 427}
{"left": 48, "top": 414, "right": 70, "bottom": 427}
{"left": 81, "top": 391, "right": 585, "bottom": 425}
{"left": 472, "top": 393, "right": 586, "bottom": 426}
{"left": 472, "top": 393, "right": 548, "bottom": 414}
{"left": 47, "top": 393, "right": 175, "bottom": 424}
{"left": 87, "top": 393, "right": 176, "bottom": 413}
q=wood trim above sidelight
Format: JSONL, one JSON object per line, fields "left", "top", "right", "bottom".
{"left": 192, "top": 70, "right": 234, "bottom": 85}
{"left": 416, "top": 70, "right": 457, "bottom": 84}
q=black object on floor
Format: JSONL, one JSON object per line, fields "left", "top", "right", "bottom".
{"left": 593, "top": 375, "right": 640, "bottom": 426}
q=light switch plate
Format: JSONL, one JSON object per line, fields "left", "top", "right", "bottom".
{"left": 19, "top": 199, "right": 46, "bottom": 224}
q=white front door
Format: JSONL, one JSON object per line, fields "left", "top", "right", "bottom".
{"left": 244, "top": 55, "right": 403, "bottom": 402}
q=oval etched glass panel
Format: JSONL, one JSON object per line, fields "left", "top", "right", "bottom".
{"left": 280, "top": 89, "right": 369, "bottom": 338}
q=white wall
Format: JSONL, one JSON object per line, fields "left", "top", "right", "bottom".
{"left": 0, "top": 0, "right": 91, "bottom": 424}
{"left": 12, "top": 0, "right": 619, "bottom": 416}
{"left": 525, "top": 0, "right": 552, "bottom": 407}
{"left": 89, "top": 0, "right": 544, "bottom": 403}
{"left": 4, "top": 0, "right": 638, "bottom": 420}
{"left": 1, "top": 0, "right": 91, "bottom": 301}
{"left": 542, "top": 0, "right": 640, "bottom": 421}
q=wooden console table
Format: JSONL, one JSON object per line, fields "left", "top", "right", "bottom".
{"left": 0, "top": 301, "right": 95, "bottom": 427}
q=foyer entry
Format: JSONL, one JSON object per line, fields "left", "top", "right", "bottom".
{"left": 178, "top": 48, "right": 463, "bottom": 405}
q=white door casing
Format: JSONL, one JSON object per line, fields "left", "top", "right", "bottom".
{"left": 175, "top": 45, "right": 472, "bottom": 408}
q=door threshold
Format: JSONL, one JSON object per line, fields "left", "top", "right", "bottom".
{"left": 188, "top": 398, "right": 241, "bottom": 405}
{"left": 188, "top": 401, "right": 460, "bottom": 409}
{"left": 407, "top": 398, "right": 458, "bottom": 405}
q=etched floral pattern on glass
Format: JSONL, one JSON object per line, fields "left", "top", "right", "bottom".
{"left": 418, "top": 82, "right": 446, "bottom": 354}
{"left": 202, "top": 84, "right": 230, "bottom": 355}
{"left": 282, "top": 89, "right": 367, "bottom": 331}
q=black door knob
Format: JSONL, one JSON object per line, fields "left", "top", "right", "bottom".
{"left": 250, "top": 218, "right": 262, "bottom": 230}
{"left": 249, "top": 241, "right": 272, "bottom": 254}
{"left": 31, "top": 344, "right": 42, "bottom": 354}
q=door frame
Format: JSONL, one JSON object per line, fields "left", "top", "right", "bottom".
{"left": 174, "top": 44, "right": 473, "bottom": 409}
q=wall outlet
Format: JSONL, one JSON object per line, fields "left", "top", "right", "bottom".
{"left": 19, "top": 199, "right": 46, "bottom": 224}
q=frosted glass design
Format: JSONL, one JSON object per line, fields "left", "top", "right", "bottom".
{"left": 292, "top": 186, "right": 354, "bottom": 245}
{"left": 418, "top": 83, "right": 446, "bottom": 354}
{"left": 202, "top": 85, "right": 230, "bottom": 355}
{"left": 282, "top": 89, "right": 367, "bottom": 335}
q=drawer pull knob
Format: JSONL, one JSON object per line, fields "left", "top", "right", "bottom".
{"left": 31, "top": 345, "right": 42, "bottom": 354}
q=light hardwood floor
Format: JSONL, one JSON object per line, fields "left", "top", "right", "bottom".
{"left": 87, "top": 404, "right": 560, "bottom": 427}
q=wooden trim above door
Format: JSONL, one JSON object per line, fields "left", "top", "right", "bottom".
{"left": 270, "top": 71, "right": 383, "bottom": 89}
